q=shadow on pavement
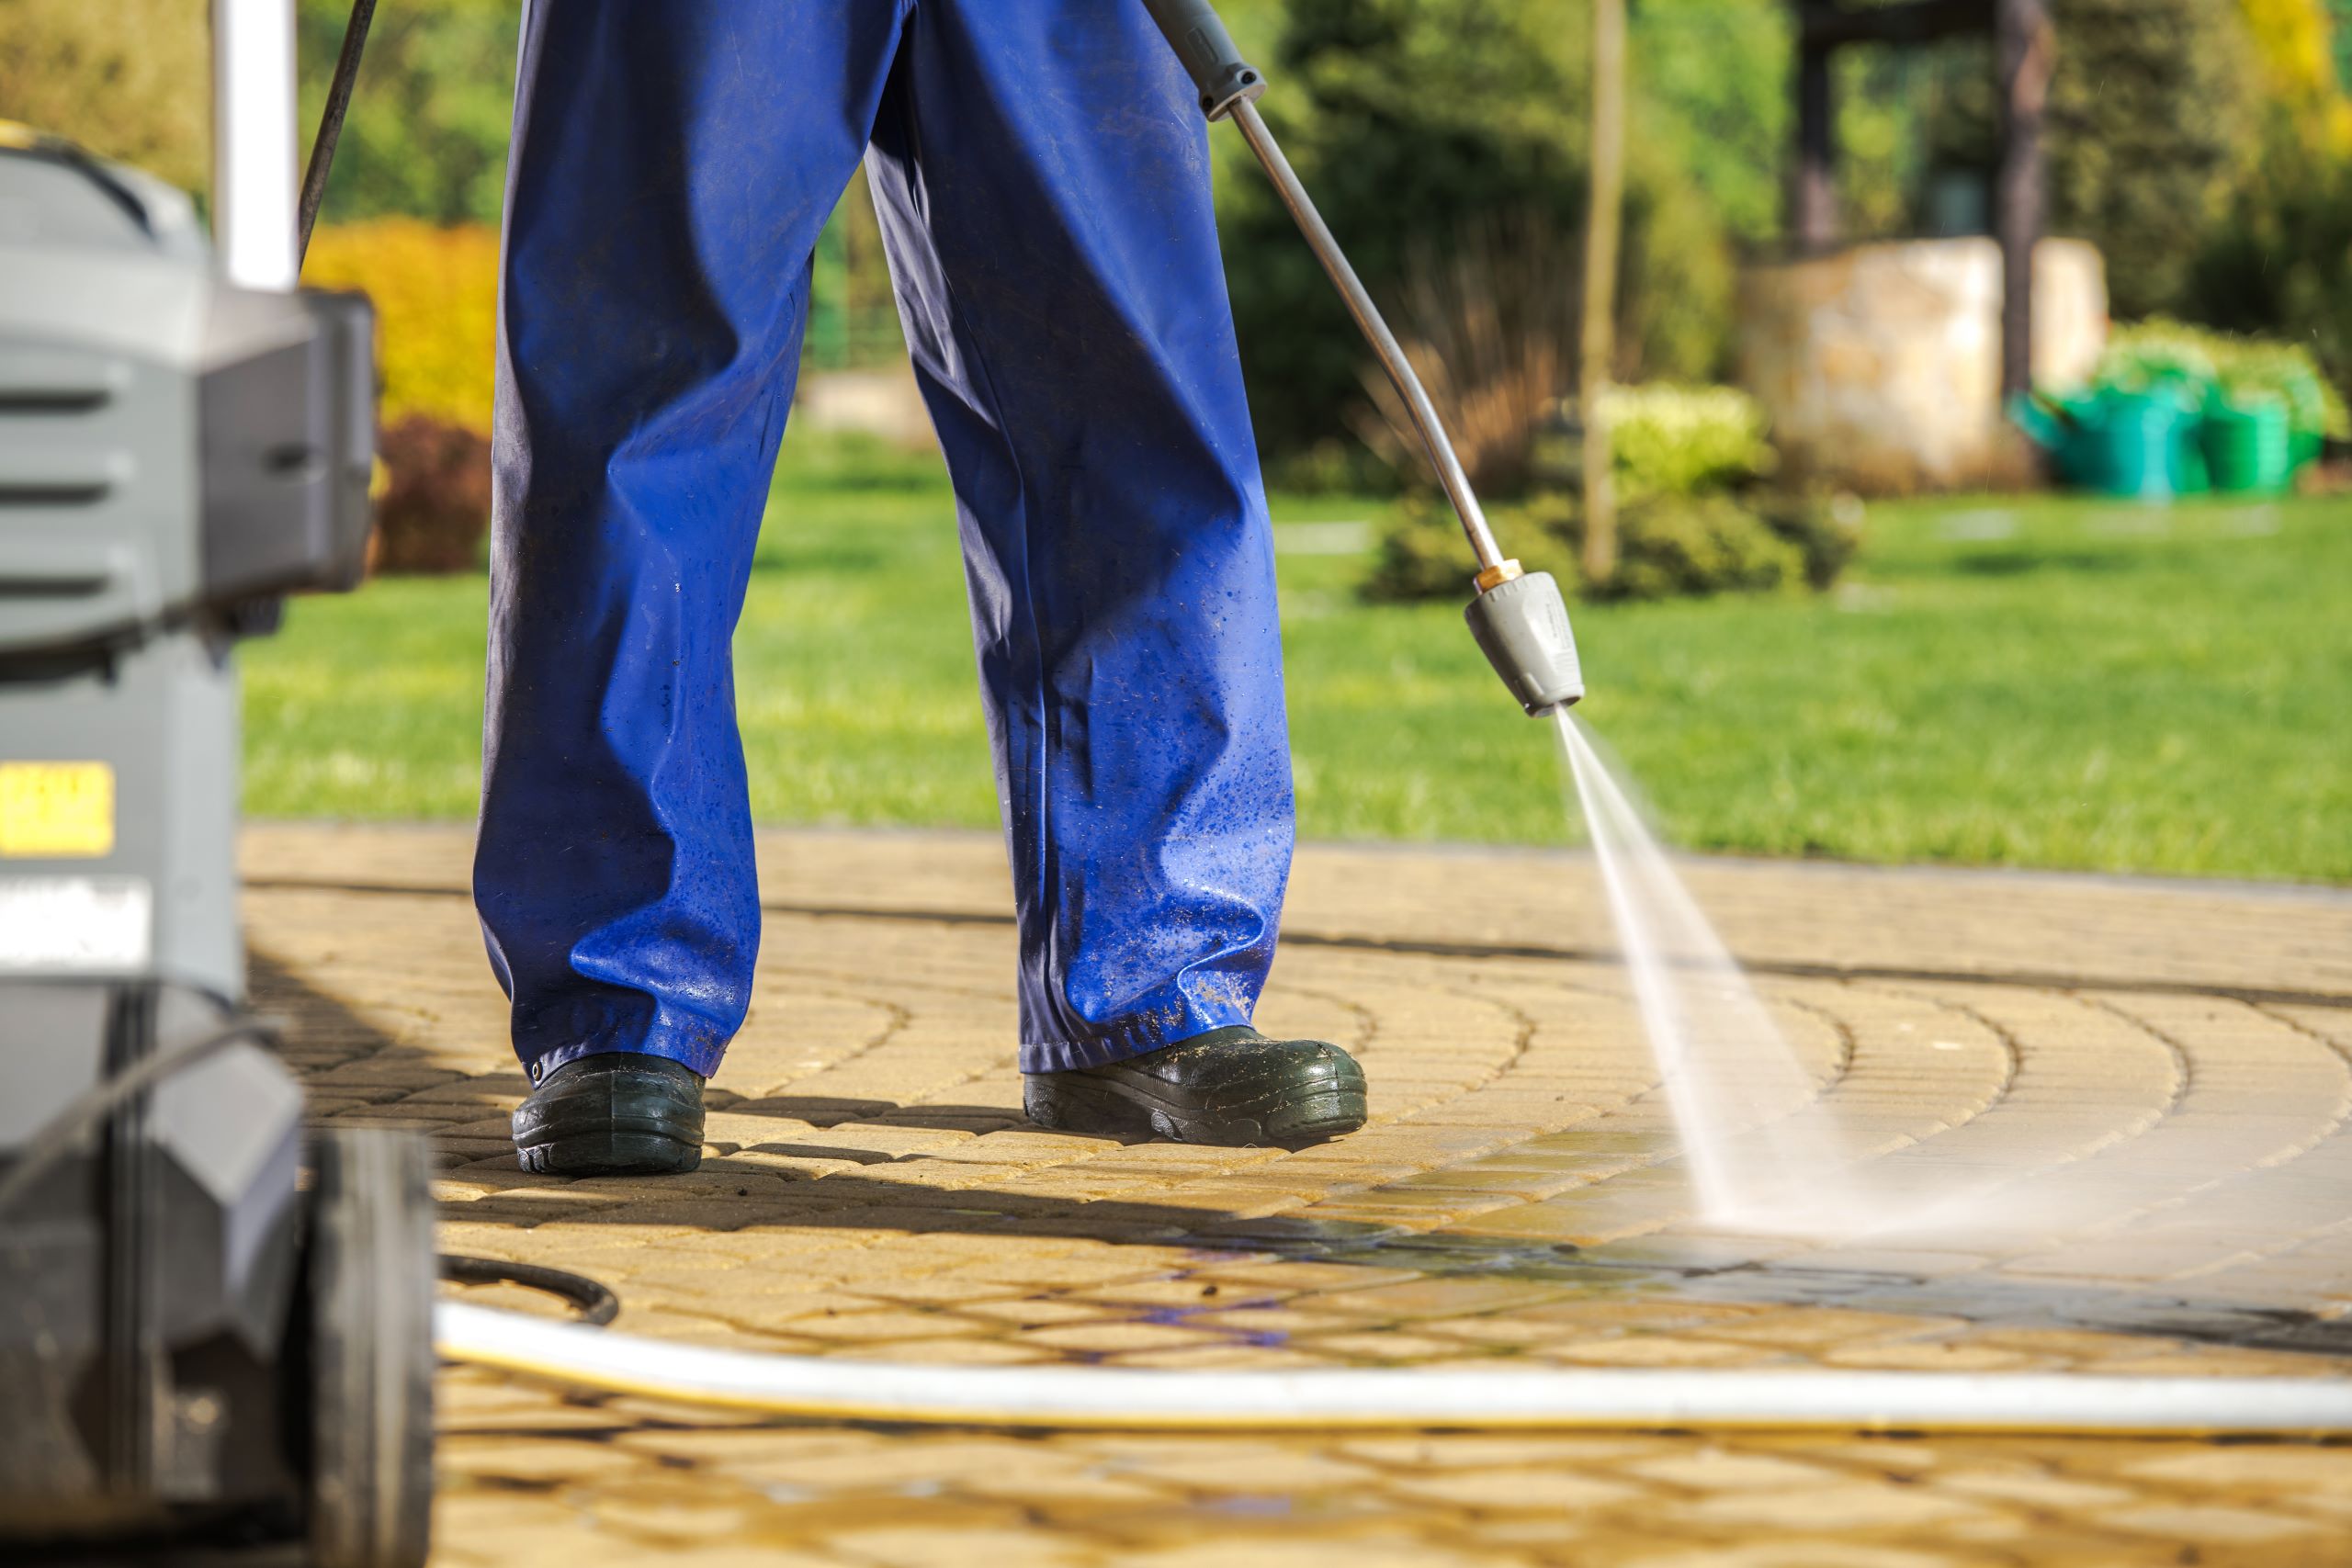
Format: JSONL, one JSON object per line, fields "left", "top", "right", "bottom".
{"left": 250, "top": 949, "right": 2352, "bottom": 1363}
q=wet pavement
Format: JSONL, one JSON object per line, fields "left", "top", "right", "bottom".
{"left": 242, "top": 824, "right": 2352, "bottom": 1565}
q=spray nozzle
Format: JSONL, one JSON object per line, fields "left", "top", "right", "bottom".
{"left": 1464, "top": 566, "right": 1584, "bottom": 716}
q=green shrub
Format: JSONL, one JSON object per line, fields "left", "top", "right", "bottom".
{"left": 1363, "top": 492, "right": 1538, "bottom": 603}
{"left": 1754, "top": 490, "right": 1866, "bottom": 591}
{"left": 371, "top": 415, "right": 491, "bottom": 575}
{"left": 1363, "top": 484, "right": 1858, "bottom": 604}
{"left": 1600, "top": 383, "right": 1776, "bottom": 499}
{"left": 2096, "top": 317, "right": 2348, "bottom": 443}
{"left": 1580, "top": 493, "right": 1807, "bottom": 602}
{"left": 1365, "top": 378, "right": 1856, "bottom": 604}
{"left": 2185, "top": 126, "right": 2352, "bottom": 420}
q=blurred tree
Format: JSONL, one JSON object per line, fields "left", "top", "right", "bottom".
{"left": 1897, "top": 0, "right": 2256, "bottom": 318}
{"left": 1221, "top": 0, "right": 1734, "bottom": 472}
{"left": 1832, "top": 42, "right": 1932, "bottom": 241}
{"left": 1581, "top": 0, "right": 1627, "bottom": 583}
{"left": 2186, "top": 2, "right": 2352, "bottom": 390}
{"left": 296, "top": 0, "right": 516, "bottom": 226}
{"left": 1629, "top": 0, "right": 1792, "bottom": 243}
{"left": 0, "top": 0, "right": 208, "bottom": 190}
{"left": 2241, "top": 0, "right": 2352, "bottom": 151}
{"left": 2188, "top": 138, "right": 2352, "bottom": 400}
{"left": 2044, "top": 0, "right": 2259, "bottom": 318}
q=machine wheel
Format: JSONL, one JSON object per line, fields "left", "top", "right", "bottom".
{"left": 306, "top": 1128, "right": 435, "bottom": 1568}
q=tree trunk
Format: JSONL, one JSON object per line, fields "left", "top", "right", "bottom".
{"left": 1792, "top": 38, "right": 1838, "bottom": 253}
{"left": 1996, "top": 0, "right": 2053, "bottom": 400}
{"left": 1581, "top": 0, "right": 1628, "bottom": 587}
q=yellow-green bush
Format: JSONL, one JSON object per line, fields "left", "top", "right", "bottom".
{"left": 302, "top": 219, "right": 498, "bottom": 432}
{"left": 1598, "top": 383, "right": 1777, "bottom": 502}
{"left": 0, "top": 0, "right": 208, "bottom": 193}
{"left": 2239, "top": 0, "right": 2352, "bottom": 154}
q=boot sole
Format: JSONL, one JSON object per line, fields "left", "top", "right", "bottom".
{"left": 1025, "top": 1057, "right": 1368, "bottom": 1148}
{"left": 515, "top": 1124, "right": 702, "bottom": 1177}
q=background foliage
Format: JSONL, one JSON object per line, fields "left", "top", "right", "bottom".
{"left": 2043, "top": 0, "right": 2261, "bottom": 319}
{"left": 0, "top": 0, "right": 209, "bottom": 190}
{"left": 5, "top": 0, "right": 2347, "bottom": 459}
{"left": 1222, "top": 0, "right": 1736, "bottom": 470}
{"left": 302, "top": 218, "right": 499, "bottom": 428}
{"left": 295, "top": 0, "right": 518, "bottom": 226}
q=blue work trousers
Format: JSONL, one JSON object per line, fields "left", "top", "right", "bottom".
{"left": 477, "top": 0, "right": 1295, "bottom": 1082}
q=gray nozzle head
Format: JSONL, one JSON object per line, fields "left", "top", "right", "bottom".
{"left": 1464, "top": 570, "right": 1584, "bottom": 716}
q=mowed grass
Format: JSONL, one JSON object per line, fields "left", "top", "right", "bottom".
{"left": 243, "top": 435, "right": 2352, "bottom": 881}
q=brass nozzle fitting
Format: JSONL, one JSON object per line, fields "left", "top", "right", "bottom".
{"left": 1474, "top": 558, "right": 1525, "bottom": 592}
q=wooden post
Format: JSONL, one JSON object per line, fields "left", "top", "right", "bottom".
{"left": 1995, "top": 0, "right": 2052, "bottom": 400}
{"left": 1581, "top": 0, "right": 1627, "bottom": 587}
{"left": 1792, "top": 32, "right": 1838, "bottom": 252}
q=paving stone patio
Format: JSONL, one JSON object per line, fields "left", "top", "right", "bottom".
{"left": 241, "top": 824, "right": 2352, "bottom": 1566}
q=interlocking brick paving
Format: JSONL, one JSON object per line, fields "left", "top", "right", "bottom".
{"left": 242, "top": 824, "right": 2352, "bottom": 1565}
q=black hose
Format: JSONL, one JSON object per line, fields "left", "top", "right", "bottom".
{"left": 438, "top": 1253, "right": 620, "bottom": 1326}
{"left": 298, "top": 0, "right": 380, "bottom": 262}
{"left": 0, "top": 1017, "right": 282, "bottom": 1213}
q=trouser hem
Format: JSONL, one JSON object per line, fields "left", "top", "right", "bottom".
{"left": 1020, "top": 1003, "right": 1253, "bottom": 1075}
{"left": 524, "top": 1024, "right": 728, "bottom": 1084}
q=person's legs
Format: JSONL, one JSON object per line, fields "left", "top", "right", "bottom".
{"left": 864, "top": 0, "right": 1304, "bottom": 1082}
{"left": 480, "top": 1, "right": 907, "bottom": 1100}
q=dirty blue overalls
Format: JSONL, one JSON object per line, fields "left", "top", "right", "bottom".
{"left": 476, "top": 0, "right": 1294, "bottom": 1084}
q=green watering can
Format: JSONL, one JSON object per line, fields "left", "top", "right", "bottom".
{"left": 2200, "top": 391, "right": 2293, "bottom": 495}
{"left": 2011, "top": 387, "right": 2204, "bottom": 500}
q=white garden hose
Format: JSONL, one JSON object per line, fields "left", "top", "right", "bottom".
{"left": 436, "top": 1303, "right": 2352, "bottom": 1436}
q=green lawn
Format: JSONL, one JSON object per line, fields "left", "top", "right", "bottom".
{"left": 243, "top": 435, "right": 2352, "bottom": 881}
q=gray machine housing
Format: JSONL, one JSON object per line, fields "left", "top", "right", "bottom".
{"left": 0, "top": 135, "right": 424, "bottom": 1561}
{"left": 1, "top": 139, "right": 371, "bottom": 1007}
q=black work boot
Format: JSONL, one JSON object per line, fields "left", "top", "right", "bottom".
{"left": 512, "top": 1052, "right": 706, "bottom": 1176}
{"left": 1024, "top": 1026, "right": 1367, "bottom": 1147}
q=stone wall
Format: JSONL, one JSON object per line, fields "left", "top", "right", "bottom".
{"left": 1737, "top": 238, "right": 2107, "bottom": 493}
{"left": 793, "top": 365, "right": 938, "bottom": 449}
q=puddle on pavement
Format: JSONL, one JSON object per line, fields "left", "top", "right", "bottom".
{"left": 1128, "top": 1212, "right": 2352, "bottom": 1363}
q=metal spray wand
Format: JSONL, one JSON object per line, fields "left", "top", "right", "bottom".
{"left": 1141, "top": 0, "right": 1585, "bottom": 716}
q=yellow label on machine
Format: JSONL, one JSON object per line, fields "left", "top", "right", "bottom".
{"left": 0, "top": 762, "right": 116, "bottom": 857}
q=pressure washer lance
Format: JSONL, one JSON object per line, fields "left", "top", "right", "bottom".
{"left": 1142, "top": 0, "right": 1584, "bottom": 716}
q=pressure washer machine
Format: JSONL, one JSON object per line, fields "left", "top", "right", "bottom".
{"left": 0, "top": 83, "right": 434, "bottom": 1568}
